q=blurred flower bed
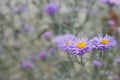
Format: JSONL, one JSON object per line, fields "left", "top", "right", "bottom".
{"left": 0, "top": 0, "right": 120, "bottom": 80}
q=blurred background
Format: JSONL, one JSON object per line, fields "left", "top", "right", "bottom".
{"left": 0, "top": 0, "right": 120, "bottom": 80}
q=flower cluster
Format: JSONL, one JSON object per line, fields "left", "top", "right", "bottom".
{"left": 53, "top": 34, "right": 116, "bottom": 56}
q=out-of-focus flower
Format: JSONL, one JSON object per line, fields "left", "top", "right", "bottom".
{"left": 68, "top": 37, "right": 94, "bottom": 56}
{"left": 19, "top": 60, "right": 33, "bottom": 69}
{"left": 63, "top": 18, "right": 71, "bottom": 24}
{"left": 44, "top": 2, "right": 59, "bottom": 16}
{"left": 87, "top": 9, "right": 98, "bottom": 17}
{"left": 12, "top": 43, "right": 20, "bottom": 50}
{"left": 52, "top": 34, "right": 76, "bottom": 53}
{"left": 114, "top": 58, "right": 120, "bottom": 64}
{"left": 12, "top": 4, "right": 28, "bottom": 14}
{"left": 117, "top": 27, "right": 120, "bottom": 34}
{"left": 52, "top": 35, "right": 64, "bottom": 46}
{"left": 41, "top": 31, "right": 51, "bottom": 39}
{"left": 38, "top": 51, "right": 46, "bottom": 60}
{"left": 100, "top": 0, "right": 120, "bottom": 6}
{"left": 92, "top": 34, "right": 116, "bottom": 52}
{"left": 108, "top": 19, "right": 115, "bottom": 26}
{"left": 113, "top": 74, "right": 119, "bottom": 80}
{"left": 20, "top": 23, "right": 33, "bottom": 33}
{"left": 92, "top": 60, "right": 102, "bottom": 67}
{"left": 27, "top": 56, "right": 35, "bottom": 61}
{"left": 48, "top": 47, "right": 55, "bottom": 54}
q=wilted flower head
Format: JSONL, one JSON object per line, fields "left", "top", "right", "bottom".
{"left": 92, "top": 34, "right": 116, "bottom": 52}
{"left": 41, "top": 31, "right": 51, "bottom": 39}
{"left": 19, "top": 60, "right": 33, "bottom": 69}
{"left": 38, "top": 51, "right": 46, "bottom": 60}
{"left": 45, "top": 2, "right": 59, "bottom": 16}
{"left": 52, "top": 34, "right": 76, "bottom": 53}
{"left": 92, "top": 60, "right": 102, "bottom": 67}
{"left": 114, "top": 58, "right": 120, "bottom": 64}
{"left": 100, "top": 0, "right": 120, "bottom": 6}
{"left": 68, "top": 37, "right": 94, "bottom": 56}
{"left": 12, "top": 4, "right": 28, "bottom": 14}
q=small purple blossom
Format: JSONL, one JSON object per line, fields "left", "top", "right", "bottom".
{"left": 19, "top": 60, "right": 33, "bottom": 69}
{"left": 52, "top": 34, "right": 76, "bottom": 53}
{"left": 100, "top": 0, "right": 120, "bottom": 6}
{"left": 92, "top": 60, "right": 102, "bottom": 67}
{"left": 114, "top": 58, "right": 120, "bottom": 64}
{"left": 92, "top": 34, "right": 116, "bottom": 52}
{"left": 45, "top": 2, "right": 59, "bottom": 16}
{"left": 38, "top": 52, "right": 46, "bottom": 60}
{"left": 41, "top": 31, "right": 51, "bottom": 39}
{"left": 68, "top": 37, "right": 94, "bottom": 56}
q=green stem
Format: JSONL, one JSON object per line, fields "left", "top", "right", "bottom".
{"left": 67, "top": 54, "right": 76, "bottom": 72}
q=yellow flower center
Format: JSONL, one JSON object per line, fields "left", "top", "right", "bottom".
{"left": 76, "top": 42, "right": 86, "bottom": 49}
{"left": 100, "top": 39, "right": 108, "bottom": 45}
{"left": 66, "top": 41, "right": 69, "bottom": 46}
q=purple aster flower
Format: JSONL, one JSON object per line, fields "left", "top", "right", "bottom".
{"left": 92, "top": 60, "right": 102, "bottom": 67}
{"left": 38, "top": 51, "right": 46, "bottom": 60}
{"left": 41, "top": 31, "right": 51, "bottom": 39}
{"left": 12, "top": 4, "right": 28, "bottom": 14}
{"left": 92, "top": 34, "right": 116, "bottom": 52}
{"left": 45, "top": 2, "right": 59, "bottom": 16}
{"left": 100, "top": 0, "right": 120, "bottom": 6}
{"left": 52, "top": 34, "right": 76, "bottom": 53}
{"left": 19, "top": 60, "right": 33, "bottom": 69}
{"left": 68, "top": 37, "right": 94, "bottom": 56}
{"left": 114, "top": 58, "right": 120, "bottom": 64}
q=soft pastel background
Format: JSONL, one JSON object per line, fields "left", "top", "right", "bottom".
{"left": 0, "top": 0, "right": 120, "bottom": 80}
